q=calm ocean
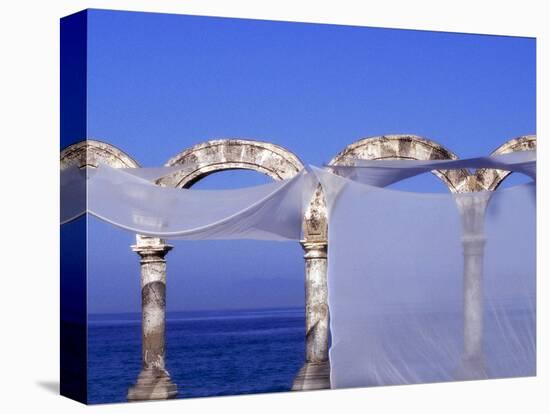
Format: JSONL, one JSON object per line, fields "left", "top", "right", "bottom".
{"left": 88, "top": 306, "right": 535, "bottom": 404}
{"left": 88, "top": 307, "right": 305, "bottom": 404}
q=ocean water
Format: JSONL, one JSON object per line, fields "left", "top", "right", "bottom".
{"left": 88, "top": 306, "right": 535, "bottom": 404}
{"left": 88, "top": 308, "right": 305, "bottom": 404}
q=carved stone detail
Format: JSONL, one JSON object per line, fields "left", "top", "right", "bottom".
{"left": 60, "top": 139, "right": 140, "bottom": 170}
{"left": 475, "top": 135, "right": 536, "bottom": 191}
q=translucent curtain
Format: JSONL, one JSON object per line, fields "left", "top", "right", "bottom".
{"left": 313, "top": 160, "right": 535, "bottom": 388}
{"left": 61, "top": 151, "right": 536, "bottom": 386}
{"left": 328, "top": 150, "right": 535, "bottom": 187}
{"left": 61, "top": 164, "right": 318, "bottom": 241}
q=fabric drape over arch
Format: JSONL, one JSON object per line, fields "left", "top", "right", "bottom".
{"left": 327, "top": 150, "right": 535, "bottom": 188}
{"left": 61, "top": 150, "right": 536, "bottom": 387}
{"left": 61, "top": 163, "right": 318, "bottom": 241}
{"left": 312, "top": 152, "right": 536, "bottom": 388}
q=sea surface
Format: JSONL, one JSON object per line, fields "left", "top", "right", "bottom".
{"left": 88, "top": 306, "right": 535, "bottom": 404}
{"left": 88, "top": 307, "right": 305, "bottom": 404}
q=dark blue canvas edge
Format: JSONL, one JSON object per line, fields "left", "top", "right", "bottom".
{"left": 60, "top": 9, "right": 88, "bottom": 405}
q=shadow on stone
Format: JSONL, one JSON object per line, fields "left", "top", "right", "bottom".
{"left": 127, "top": 367, "right": 177, "bottom": 401}
{"left": 292, "top": 361, "right": 331, "bottom": 391}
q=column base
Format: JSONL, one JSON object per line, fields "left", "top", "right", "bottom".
{"left": 127, "top": 368, "right": 178, "bottom": 401}
{"left": 455, "top": 356, "right": 488, "bottom": 381}
{"left": 291, "top": 361, "right": 331, "bottom": 391}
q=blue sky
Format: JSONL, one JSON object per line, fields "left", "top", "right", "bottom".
{"left": 82, "top": 9, "right": 535, "bottom": 313}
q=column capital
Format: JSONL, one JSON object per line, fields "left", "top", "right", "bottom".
{"left": 132, "top": 236, "right": 172, "bottom": 260}
{"left": 300, "top": 240, "right": 328, "bottom": 259}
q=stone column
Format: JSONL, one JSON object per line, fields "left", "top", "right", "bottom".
{"left": 460, "top": 233, "right": 487, "bottom": 378}
{"left": 455, "top": 191, "right": 490, "bottom": 380}
{"left": 292, "top": 240, "right": 331, "bottom": 391}
{"left": 128, "top": 236, "right": 177, "bottom": 400}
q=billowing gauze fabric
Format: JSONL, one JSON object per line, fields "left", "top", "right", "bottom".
{"left": 61, "top": 151, "right": 536, "bottom": 388}
{"left": 313, "top": 155, "right": 535, "bottom": 388}
{"left": 61, "top": 164, "right": 318, "bottom": 241}
{"left": 327, "top": 150, "right": 535, "bottom": 187}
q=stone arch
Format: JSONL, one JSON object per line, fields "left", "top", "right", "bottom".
{"left": 158, "top": 138, "right": 328, "bottom": 243}
{"left": 60, "top": 139, "right": 140, "bottom": 169}
{"left": 160, "top": 138, "right": 331, "bottom": 391}
{"left": 159, "top": 139, "right": 304, "bottom": 187}
{"left": 329, "top": 134, "right": 472, "bottom": 193}
{"left": 293, "top": 134, "right": 473, "bottom": 390}
{"left": 475, "top": 135, "right": 536, "bottom": 191}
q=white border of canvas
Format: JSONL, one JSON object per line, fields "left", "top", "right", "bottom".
{"left": 0, "top": 1, "right": 546, "bottom": 413}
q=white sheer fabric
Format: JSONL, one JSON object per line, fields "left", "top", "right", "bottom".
{"left": 329, "top": 150, "right": 536, "bottom": 187}
{"left": 61, "top": 164, "right": 318, "bottom": 241}
{"left": 313, "top": 165, "right": 535, "bottom": 388}
{"left": 60, "top": 165, "right": 87, "bottom": 225}
{"left": 60, "top": 150, "right": 536, "bottom": 387}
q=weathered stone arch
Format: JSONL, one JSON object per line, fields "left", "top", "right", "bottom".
{"left": 475, "top": 135, "right": 537, "bottom": 191}
{"left": 60, "top": 139, "right": 140, "bottom": 169}
{"left": 326, "top": 133, "right": 536, "bottom": 384}
{"left": 294, "top": 134, "right": 474, "bottom": 391}
{"left": 159, "top": 138, "right": 331, "bottom": 391}
{"left": 329, "top": 134, "right": 472, "bottom": 193}
{"left": 159, "top": 139, "right": 304, "bottom": 187}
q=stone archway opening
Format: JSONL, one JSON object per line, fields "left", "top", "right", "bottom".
{"left": 386, "top": 173, "right": 458, "bottom": 193}
{"left": 163, "top": 170, "right": 307, "bottom": 397}
{"left": 157, "top": 139, "right": 330, "bottom": 393}
{"left": 188, "top": 169, "right": 272, "bottom": 189}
